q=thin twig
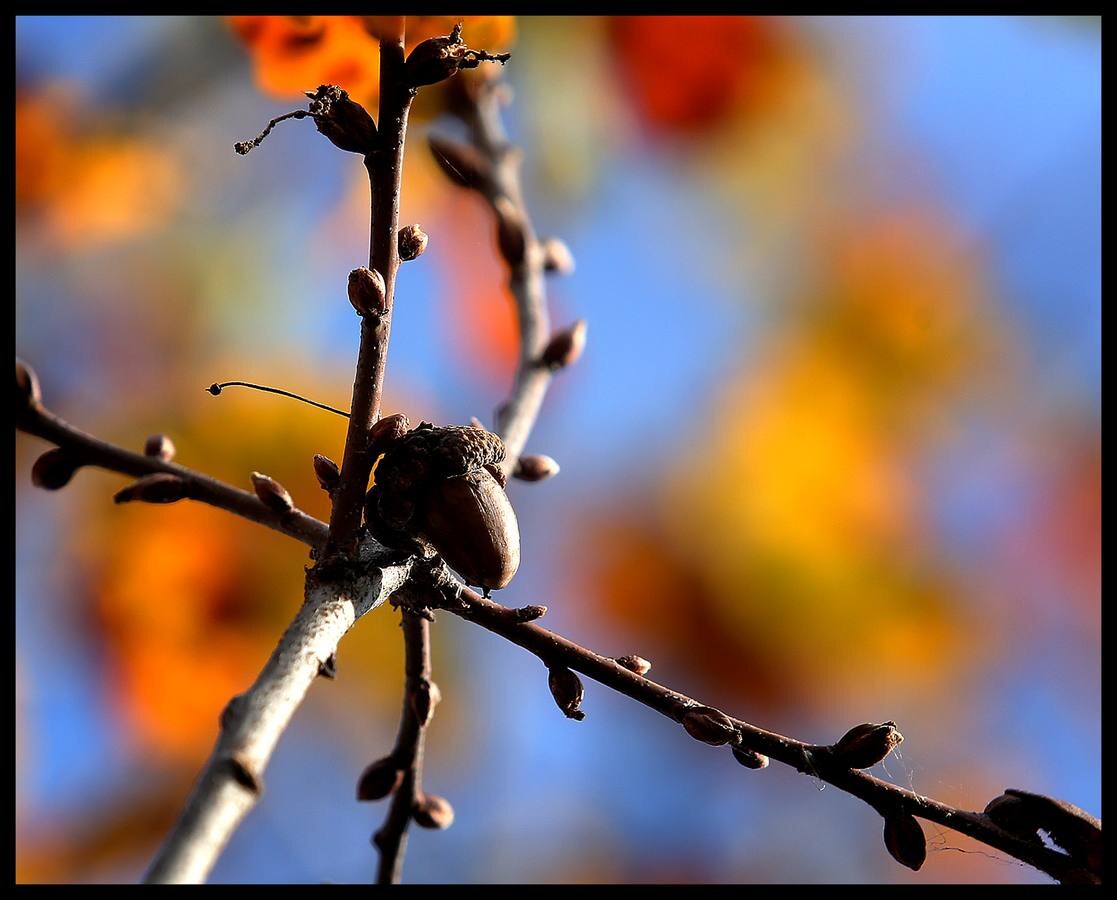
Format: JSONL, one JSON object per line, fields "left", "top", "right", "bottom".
{"left": 373, "top": 611, "right": 435, "bottom": 884}
{"left": 17, "top": 388, "right": 328, "bottom": 548}
{"left": 442, "top": 586, "right": 1095, "bottom": 885}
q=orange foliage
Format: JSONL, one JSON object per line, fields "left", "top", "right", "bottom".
{"left": 608, "top": 16, "right": 789, "bottom": 135}
{"left": 230, "top": 15, "right": 515, "bottom": 110}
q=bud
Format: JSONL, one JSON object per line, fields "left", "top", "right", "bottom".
{"left": 883, "top": 812, "right": 926, "bottom": 871}
{"left": 412, "top": 793, "right": 455, "bottom": 829}
{"left": 540, "top": 320, "right": 587, "bottom": 371}
{"left": 144, "top": 434, "right": 176, "bottom": 461}
{"left": 513, "top": 454, "right": 560, "bottom": 482}
{"left": 313, "top": 454, "right": 341, "bottom": 494}
{"left": 493, "top": 196, "right": 527, "bottom": 267}
{"left": 986, "top": 790, "right": 1102, "bottom": 872}
{"left": 251, "top": 472, "right": 294, "bottom": 513}
{"left": 357, "top": 757, "right": 405, "bottom": 801}
{"left": 16, "top": 357, "right": 41, "bottom": 412}
{"left": 317, "top": 653, "right": 337, "bottom": 679}
{"left": 682, "top": 707, "right": 737, "bottom": 746}
{"left": 428, "top": 135, "right": 492, "bottom": 190}
{"left": 405, "top": 25, "right": 467, "bottom": 87}
{"left": 348, "top": 266, "right": 387, "bottom": 317}
{"left": 410, "top": 679, "right": 442, "bottom": 728}
{"left": 732, "top": 746, "right": 770, "bottom": 769}
{"left": 514, "top": 604, "right": 547, "bottom": 622}
{"left": 830, "top": 721, "right": 903, "bottom": 769}
{"left": 114, "top": 473, "right": 190, "bottom": 504}
{"left": 398, "top": 224, "right": 429, "bottom": 262}
{"left": 541, "top": 237, "right": 575, "bottom": 275}
{"left": 369, "top": 413, "right": 410, "bottom": 457}
{"left": 615, "top": 655, "right": 652, "bottom": 676}
{"left": 547, "top": 667, "right": 586, "bottom": 721}
{"left": 306, "top": 84, "right": 377, "bottom": 155}
{"left": 31, "top": 448, "right": 80, "bottom": 490}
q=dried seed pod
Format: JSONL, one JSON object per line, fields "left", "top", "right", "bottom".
{"left": 348, "top": 266, "right": 387, "bottom": 317}
{"left": 313, "top": 454, "right": 341, "bottom": 494}
{"left": 540, "top": 320, "right": 587, "bottom": 370}
{"left": 306, "top": 84, "right": 377, "bottom": 155}
{"left": 398, "top": 224, "right": 429, "bottom": 262}
{"left": 357, "top": 757, "right": 405, "bottom": 802}
{"left": 548, "top": 667, "right": 586, "bottom": 721}
{"left": 16, "top": 357, "right": 41, "bottom": 412}
{"left": 493, "top": 196, "right": 527, "bottom": 267}
{"left": 615, "top": 655, "right": 652, "bottom": 676}
{"left": 409, "top": 679, "right": 442, "bottom": 728}
{"left": 405, "top": 24, "right": 467, "bottom": 87}
{"left": 143, "top": 434, "right": 176, "bottom": 461}
{"left": 412, "top": 793, "right": 455, "bottom": 829}
{"left": 830, "top": 721, "right": 903, "bottom": 769}
{"left": 541, "top": 237, "right": 575, "bottom": 275}
{"left": 31, "top": 448, "right": 80, "bottom": 490}
{"left": 114, "top": 473, "right": 190, "bottom": 504}
{"left": 682, "top": 707, "right": 737, "bottom": 746}
{"left": 514, "top": 605, "right": 547, "bottom": 622}
{"left": 732, "top": 746, "right": 770, "bottom": 769}
{"left": 513, "top": 454, "right": 560, "bottom": 482}
{"left": 251, "top": 472, "right": 294, "bottom": 513}
{"left": 883, "top": 812, "right": 926, "bottom": 871}
{"left": 428, "top": 134, "right": 492, "bottom": 189}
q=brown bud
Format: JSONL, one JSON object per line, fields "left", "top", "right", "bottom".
{"left": 398, "top": 224, "right": 429, "bottom": 262}
{"left": 412, "top": 793, "right": 455, "bottom": 829}
{"left": 313, "top": 454, "right": 341, "bottom": 494}
{"left": 883, "top": 812, "right": 926, "bottom": 871}
{"left": 405, "top": 25, "right": 467, "bottom": 87}
{"left": 682, "top": 707, "right": 738, "bottom": 746}
{"left": 410, "top": 679, "right": 442, "bottom": 728}
{"left": 830, "top": 721, "right": 903, "bottom": 769}
{"left": 369, "top": 413, "right": 410, "bottom": 458}
{"left": 31, "top": 448, "right": 80, "bottom": 490}
{"left": 494, "top": 196, "right": 527, "bottom": 267}
{"left": 513, "top": 454, "right": 560, "bottom": 482}
{"left": 317, "top": 653, "right": 337, "bottom": 679}
{"left": 541, "top": 237, "right": 575, "bottom": 275}
{"left": 114, "top": 473, "right": 190, "bottom": 504}
{"left": 251, "top": 472, "right": 294, "bottom": 513}
{"left": 540, "top": 320, "right": 587, "bottom": 370}
{"left": 514, "top": 604, "right": 547, "bottom": 622}
{"left": 143, "top": 434, "right": 176, "bottom": 461}
{"left": 306, "top": 84, "right": 377, "bottom": 154}
{"left": 732, "top": 746, "right": 770, "bottom": 769}
{"left": 357, "top": 757, "right": 405, "bottom": 802}
{"left": 16, "top": 357, "right": 41, "bottom": 412}
{"left": 615, "top": 655, "right": 652, "bottom": 676}
{"left": 348, "top": 266, "right": 387, "bottom": 317}
{"left": 547, "top": 667, "right": 586, "bottom": 721}
{"left": 418, "top": 468, "right": 520, "bottom": 591}
{"left": 428, "top": 134, "right": 492, "bottom": 189}
{"left": 986, "top": 790, "right": 1102, "bottom": 873}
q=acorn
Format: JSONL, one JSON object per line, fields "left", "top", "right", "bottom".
{"left": 364, "top": 422, "right": 520, "bottom": 591}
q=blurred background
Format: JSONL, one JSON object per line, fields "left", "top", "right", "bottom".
{"left": 15, "top": 16, "right": 1100, "bottom": 884}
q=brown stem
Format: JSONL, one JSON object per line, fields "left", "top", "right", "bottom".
{"left": 373, "top": 611, "right": 433, "bottom": 884}
{"left": 17, "top": 394, "right": 328, "bottom": 548}
{"left": 444, "top": 586, "right": 1093, "bottom": 885}
{"left": 326, "top": 28, "right": 415, "bottom": 558}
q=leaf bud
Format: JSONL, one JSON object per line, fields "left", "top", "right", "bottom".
{"left": 493, "top": 196, "right": 527, "bottom": 267}
{"left": 830, "top": 721, "right": 903, "bottom": 769}
{"left": 348, "top": 266, "right": 387, "bottom": 317}
{"left": 31, "top": 448, "right": 80, "bottom": 490}
{"left": 615, "top": 655, "right": 652, "bottom": 676}
{"left": 357, "top": 757, "right": 405, "bottom": 801}
{"left": 313, "top": 454, "right": 341, "bottom": 494}
{"left": 16, "top": 357, "right": 41, "bottom": 413}
{"left": 412, "top": 793, "right": 455, "bottom": 829}
{"left": 409, "top": 679, "right": 442, "bottom": 728}
{"left": 144, "top": 434, "right": 176, "bottom": 461}
{"left": 732, "top": 746, "right": 770, "bottom": 769}
{"left": 514, "top": 604, "right": 547, "bottom": 622}
{"left": 541, "top": 237, "right": 575, "bottom": 275}
{"left": 113, "top": 473, "right": 190, "bottom": 504}
{"left": 547, "top": 667, "right": 586, "bottom": 721}
{"left": 398, "top": 224, "right": 429, "bottom": 262}
{"left": 883, "top": 812, "right": 927, "bottom": 871}
{"left": 251, "top": 472, "right": 294, "bottom": 513}
{"left": 682, "top": 706, "right": 738, "bottom": 746}
{"left": 428, "top": 135, "right": 492, "bottom": 189}
{"left": 540, "top": 320, "right": 588, "bottom": 370}
{"left": 513, "top": 454, "right": 560, "bottom": 482}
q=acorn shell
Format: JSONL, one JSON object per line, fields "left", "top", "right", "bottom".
{"left": 418, "top": 468, "right": 519, "bottom": 590}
